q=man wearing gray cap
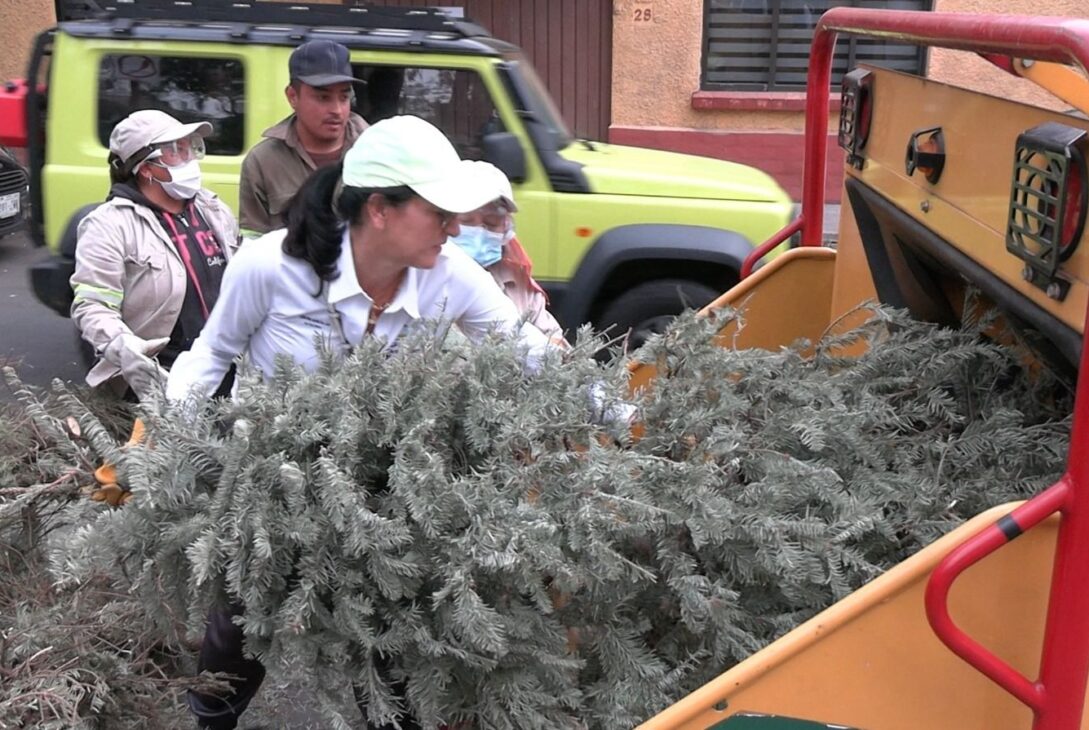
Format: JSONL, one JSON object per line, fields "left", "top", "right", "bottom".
{"left": 238, "top": 40, "right": 368, "bottom": 238}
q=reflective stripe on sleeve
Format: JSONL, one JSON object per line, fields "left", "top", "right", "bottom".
{"left": 72, "top": 283, "right": 124, "bottom": 309}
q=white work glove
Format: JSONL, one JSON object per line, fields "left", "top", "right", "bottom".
{"left": 102, "top": 333, "right": 170, "bottom": 401}
{"left": 588, "top": 382, "right": 638, "bottom": 432}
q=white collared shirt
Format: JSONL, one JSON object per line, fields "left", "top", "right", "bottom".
{"left": 167, "top": 228, "right": 551, "bottom": 400}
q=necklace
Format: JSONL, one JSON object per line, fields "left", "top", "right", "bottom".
{"left": 358, "top": 264, "right": 405, "bottom": 334}
{"left": 365, "top": 278, "right": 402, "bottom": 334}
{"left": 366, "top": 300, "right": 388, "bottom": 334}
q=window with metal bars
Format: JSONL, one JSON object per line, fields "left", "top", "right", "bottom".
{"left": 702, "top": 0, "right": 932, "bottom": 92}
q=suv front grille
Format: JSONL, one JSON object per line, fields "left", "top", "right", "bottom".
{"left": 0, "top": 162, "right": 27, "bottom": 235}
{"left": 0, "top": 166, "right": 27, "bottom": 194}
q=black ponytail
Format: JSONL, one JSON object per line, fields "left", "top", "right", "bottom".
{"left": 108, "top": 151, "right": 138, "bottom": 186}
{"left": 283, "top": 163, "right": 346, "bottom": 287}
{"left": 282, "top": 161, "right": 415, "bottom": 293}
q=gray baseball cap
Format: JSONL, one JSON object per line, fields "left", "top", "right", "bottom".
{"left": 289, "top": 40, "right": 364, "bottom": 87}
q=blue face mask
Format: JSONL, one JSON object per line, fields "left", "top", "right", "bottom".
{"left": 451, "top": 225, "right": 505, "bottom": 267}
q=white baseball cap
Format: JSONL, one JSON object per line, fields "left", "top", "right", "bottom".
{"left": 467, "top": 160, "right": 519, "bottom": 212}
{"left": 341, "top": 115, "right": 494, "bottom": 213}
{"left": 109, "top": 109, "right": 212, "bottom": 173}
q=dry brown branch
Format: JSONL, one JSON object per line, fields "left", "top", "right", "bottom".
{"left": 0, "top": 470, "right": 82, "bottom": 498}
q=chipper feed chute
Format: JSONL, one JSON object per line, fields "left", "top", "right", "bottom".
{"left": 635, "top": 9, "right": 1089, "bottom": 730}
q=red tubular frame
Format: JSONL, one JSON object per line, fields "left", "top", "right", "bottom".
{"left": 924, "top": 481, "right": 1069, "bottom": 711}
{"left": 740, "top": 10, "right": 1089, "bottom": 274}
{"left": 739, "top": 217, "right": 803, "bottom": 279}
{"left": 762, "top": 9, "right": 1089, "bottom": 729}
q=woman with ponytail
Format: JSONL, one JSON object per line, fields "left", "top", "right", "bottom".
{"left": 170, "top": 116, "right": 557, "bottom": 730}
{"left": 167, "top": 115, "right": 552, "bottom": 403}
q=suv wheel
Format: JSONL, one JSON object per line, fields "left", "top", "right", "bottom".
{"left": 596, "top": 279, "right": 720, "bottom": 352}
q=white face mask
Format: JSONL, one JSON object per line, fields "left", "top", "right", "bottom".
{"left": 153, "top": 159, "right": 203, "bottom": 200}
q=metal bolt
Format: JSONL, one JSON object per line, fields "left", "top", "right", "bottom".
{"left": 1047, "top": 281, "right": 1063, "bottom": 300}
{"left": 1023, "top": 266, "right": 1034, "bottom": 282}
{"left": 920, "top": 200, "right": 931, "bottom": 213}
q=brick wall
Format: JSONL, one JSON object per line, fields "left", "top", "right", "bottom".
{"left": 0, "top": 0, "right": 53, "bottom": 82}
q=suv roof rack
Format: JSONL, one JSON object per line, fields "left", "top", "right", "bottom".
{"left": 54, "top": 0, "right": 489, "bottom": 37}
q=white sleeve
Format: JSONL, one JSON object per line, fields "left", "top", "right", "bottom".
{"left": 166, "top": 239, "right": 276, "bottom": 400}
{"left": 450, "top": 252, "right": 554, "bottom": 369}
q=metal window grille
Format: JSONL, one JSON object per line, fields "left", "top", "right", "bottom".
{"left": 702, "top": 0, "right": 932, "bottom": 91}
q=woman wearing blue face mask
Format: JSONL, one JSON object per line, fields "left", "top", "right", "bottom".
{"left": 71, "top": 109, "right": 239, "bottom": 401}
{"left": 451, "top": 162, "right": 566, "bottom": 345}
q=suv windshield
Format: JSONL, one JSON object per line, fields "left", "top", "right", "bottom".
{"left": 507, "top": 60, "right": 572, "bottom": 150}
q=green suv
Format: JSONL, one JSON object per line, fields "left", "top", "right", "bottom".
{"left": 22, "top": 0, "right": 792, "bottom": 345}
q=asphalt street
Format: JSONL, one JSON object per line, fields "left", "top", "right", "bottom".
{"left": 0, "top": 229, "right": 85, "bottom": 397}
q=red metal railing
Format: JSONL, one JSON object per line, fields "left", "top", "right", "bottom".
{"left": 924, "top": 482, "right": 1068, "bottom": 712}
{"left": 738, "top": 217, "right": 802, "bottom": 279}
{"left": 758, "top": 9, "right": 1089, "bottom": 730}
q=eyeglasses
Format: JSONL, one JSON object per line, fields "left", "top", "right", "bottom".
{"left": 376, "top": 194, "right": 457, "bottom": 228}
{"left": 458, "top": 202, "right": 513, "bottom": 234}
{"left": 479, "top": 211, "right": 512, "bottom": 234}
{"left": 421, "top": 201, "right": 457, "bottom": 229}
{"left": 148, "top": 135, "right": 205, "bottom": 167}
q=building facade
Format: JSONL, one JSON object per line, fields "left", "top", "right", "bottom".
{"left": 610, "top": 0, "right": 1087, "bottom": 201}
{"left": 0, "top": 0, "right": 54, "bottom": 83}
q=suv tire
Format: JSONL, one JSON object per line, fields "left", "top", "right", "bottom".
{"left": 596, "top": 279, "right": 720, "bottom": 352}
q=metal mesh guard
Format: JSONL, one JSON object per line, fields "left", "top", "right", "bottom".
{"left": 1007, "top": 145, "right": 1066, "bottom": 275}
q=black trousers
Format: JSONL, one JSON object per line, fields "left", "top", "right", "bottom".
{"left": 188, "top": 605, "right": 266, "bottom": 730}
{"left": 187, "top": 606, "right": 422, "bottom": 729}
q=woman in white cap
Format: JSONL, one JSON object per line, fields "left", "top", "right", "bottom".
{"left": 450, "top": 161, "right": 565, "bottom": 345}
{"left": 169, "top": 115, "right": 553, "bottom": 730}
{"left": 167, "top": 115, "right": 551, "bottom": 402}
{"left": 71, "top": 109, "right": 238, "bottom": 401}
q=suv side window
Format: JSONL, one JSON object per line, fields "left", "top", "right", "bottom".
{"left": 351, "top": 64, "right": 503, "bottom": 161}
{"left": 97, "top": 55, "right": 245, "bottom": 155}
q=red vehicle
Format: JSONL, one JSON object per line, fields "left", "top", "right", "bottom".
{"left": 0, "top": 79, "right": 29, "bottom": 238}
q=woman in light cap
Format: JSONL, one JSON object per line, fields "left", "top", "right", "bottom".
{"left": 169, "top": 115, "right": 555, "bottom": 730}
{"left": 73, "top": 108, "right": 238, "bottom": 402}
{"left": 450, "top": 160, "right": 565, "bottom": 345}
{"left": 168, "top": 114, "right": 552, "bottom": 402}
